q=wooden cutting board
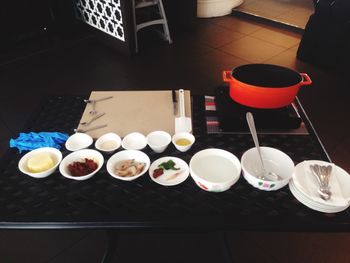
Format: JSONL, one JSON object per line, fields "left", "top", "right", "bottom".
{"left": 77, "top": 90, "right": 192, "bottom": 138}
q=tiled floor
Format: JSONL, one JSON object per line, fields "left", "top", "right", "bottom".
{"left": 1, "top": 14, "right": 350, "bottom": 263}
{"left": 235, "top": 0, "right": 314, "bottom": 28}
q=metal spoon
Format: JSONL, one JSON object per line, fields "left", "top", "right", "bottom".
{"left": 246, "top": 112, "right": 281, "bottom": 181}
{"left": 309, "top": 164, "right": 332, "bottom": 201}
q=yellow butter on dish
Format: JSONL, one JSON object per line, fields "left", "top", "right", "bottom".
{"left": 27, "top": 153, "right": 54, "bottom": 173}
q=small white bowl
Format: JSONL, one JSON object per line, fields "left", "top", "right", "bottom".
{"left": 172, "top": 132, "right": 195, "bottom": 152}
{"left": 121, "top": 132, "right": 147, "bottom": 150}
{"left": 18, "top": 147, "right": 62, "bottom": 178}
{"left": 59, "top": 149, "right": 104, "bottom": 180}
{"left": 146, "top": 131, "right": 171, "bottom": 153}
{"left": 106, "top": 150, "right": 150, "bottom": 181}
{"left": 65, "top": 133, "right": 93, "bottom": 151}
{"left": 189, "top": 148, "right": 241, "bottom": 192}
{"left": 95, "top": 132, "right": 121, "bottom": 153}
{"left": 241, "top": 147, "right": 294, "bottom": 191}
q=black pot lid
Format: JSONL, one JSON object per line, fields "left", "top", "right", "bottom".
{"left": 231, "top": 64, "right": 302, "bottom": 88}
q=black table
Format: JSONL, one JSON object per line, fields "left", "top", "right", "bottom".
{"left": 1, "top": 94, "right": 348, "bottom": 233}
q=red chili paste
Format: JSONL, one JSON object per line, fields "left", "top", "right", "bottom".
{"left": 68, "top": 158, "right": 98, "bottom": 177}
{"left": 153, "top": 168, "right": 164, "bottom": 178}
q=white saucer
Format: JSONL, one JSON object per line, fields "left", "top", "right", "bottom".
{"left": 292, "top": 160, "right": 350, "bottom": 207}
{"left": 289, "top": 180, "right": 349, "bottom": 213}
{"left": 149, "top": 157, "right": 189, "bottom": 186}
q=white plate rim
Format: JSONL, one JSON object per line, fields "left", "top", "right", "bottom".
{"left": 293, "top": 160, "right": 350, "bottom": 206}
{"left": 149, "top": 156, "right": 189, "bottom": 186}
{"left": 289, "top": 180, "right": 349, "bottom": 213}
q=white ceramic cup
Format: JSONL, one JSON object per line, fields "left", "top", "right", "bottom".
{"left": 146, "top": 131, "right": 171, "bottom": 153}
{"left": 172, "top": 132, "right": 195, "bottom": 152}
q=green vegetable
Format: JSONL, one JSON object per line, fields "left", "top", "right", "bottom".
{"left": 158, "top": 160, "right": 180, "bottom": 170}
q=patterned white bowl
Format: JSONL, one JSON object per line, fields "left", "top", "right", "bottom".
{"left": 241, "top": 147, "right": 294, "bottom": 191}
{"left": 190, "top": 148, "right": 241, "bottom": 192}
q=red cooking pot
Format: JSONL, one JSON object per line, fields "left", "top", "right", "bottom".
{"left": 223, "top": 64, "right": 312, "bottom": 109}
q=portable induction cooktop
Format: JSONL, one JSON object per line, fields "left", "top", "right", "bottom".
{"left": 213, "top": 86, "right": 303, "bottom": 133}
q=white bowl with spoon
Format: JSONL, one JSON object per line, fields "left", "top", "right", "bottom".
{"left": 243, "top": 112, "right": 294, "bottom": 190}
{"left": 241, "top": 146, "right": 294, "bottom": 191}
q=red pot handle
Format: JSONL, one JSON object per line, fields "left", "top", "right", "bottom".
{"left": 300, "top": 73, "right": 312, "bottom": 86}
{"left": 222, "top": 70, "right": 233, "bottom": 82}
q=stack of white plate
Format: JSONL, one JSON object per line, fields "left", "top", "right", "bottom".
{"left": 289, "top": 160, "right": 350, "bottom": 213}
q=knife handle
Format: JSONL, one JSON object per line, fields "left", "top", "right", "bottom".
{"left": 172, "top": 90, "right": 177, "bottom": 103}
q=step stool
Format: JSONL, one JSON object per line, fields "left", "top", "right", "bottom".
{"left": 133, "top": 0, "right": 172, "bottom": 53}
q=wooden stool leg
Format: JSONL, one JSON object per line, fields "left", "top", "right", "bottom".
{"left": 132, "top": 0, "right": 139, "bottom": 53}
{"left": 158, "top": 0, "right": 172, "bottom": 44}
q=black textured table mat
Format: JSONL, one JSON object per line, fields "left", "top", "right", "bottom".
{"left": 214, "top": 86, "right": 302, "bottom": 132}
{"left": 0, "top": 95, "right": 348, "bottom": 231}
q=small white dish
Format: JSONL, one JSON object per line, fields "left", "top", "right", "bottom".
{"left": 65, "top": 132, "right": 93, "bottom": 151}
{"left": 289, "top": 180, "right": 349, "bottom": 213}
{"left": 149, "top": 157, "right": 189, "bottom": 186}
{"left": 107, "top": 150, "right": 150, "bottom": 181}
{"left": 121, "top": 132, "right": 147, "bottom": 150}
{"left": 146, "top": 131, "right": 171, "bottom": 153}
{"left": 95, "top": 132, "right": 121, "bottom": 153}
{"left": 292, "top": 160, "right": 350, "bottom": 207}
{"left": 18, "top": 147, "right": 62, "bottom": 178}
{"left": 190, "top": 148, "right": 241, "bottom": 192}
{"left": 241, "top": 147, "right": 294, "bottom": 191}
{"left": 59, "top": 149, "right": 104, "bottom": 180}
{"left": 172, "top": 132, "right": 195, "bottom": 152}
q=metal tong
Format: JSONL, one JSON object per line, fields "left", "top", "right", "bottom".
{"left": 80, "top": 112, "right": 105, "bottom": 126}
{"left": 74, "top": 124, "right": 108, "bottom": 133}
{"left": 309, "top": 164, "right": 333, "bottom": 201}
{"left": 84, "top": 96, "right": 113, "bottom": 115}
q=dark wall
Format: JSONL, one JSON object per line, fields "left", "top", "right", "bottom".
{"left": 0, "top": 1, "right": 50, "bottom": 44}
{"left": 94, "top": 0, "right": 198, "bottom": 56}
{"left": 297, "top": 0, "right": 350, "bottom": 68}
{"left": 0, "top": 0, "right": 198, "bottom": 53}
{"left": 163, "top": 0, "right": 197, "bottom": 32}
{"left": 0, "top": 0, "right": 77, "bottom": 48}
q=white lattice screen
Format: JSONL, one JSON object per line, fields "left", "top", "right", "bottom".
{"left": 76, "top": 0, "right": 125, "bottom": 41}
